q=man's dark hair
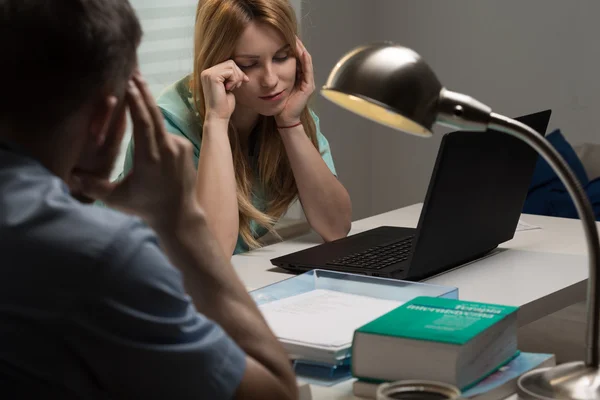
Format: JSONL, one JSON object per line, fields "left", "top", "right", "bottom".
{"left": 0, "top": 0, "right": 143, "bottom": 134}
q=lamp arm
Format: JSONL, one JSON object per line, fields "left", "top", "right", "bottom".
{"left": 489, "top": 113, "right": 600, "bottom": 367}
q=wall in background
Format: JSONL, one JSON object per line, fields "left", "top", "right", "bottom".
{"left": 301, "top": 0, "right": 377, "bottom": 220}
{"left": 302, "top": 0, "right": 600, "bottom": 216}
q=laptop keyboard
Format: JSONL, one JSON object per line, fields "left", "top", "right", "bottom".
{"left": 326, "top": 236, "right": 414, "bottom": 270}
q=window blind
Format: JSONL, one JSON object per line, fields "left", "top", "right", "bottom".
{"left": 131, "top": 0, "right": 197, "bottom": 98}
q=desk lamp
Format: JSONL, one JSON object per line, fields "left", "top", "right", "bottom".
{"left": 321, "top": 43, "right": 600, "bottom": 400}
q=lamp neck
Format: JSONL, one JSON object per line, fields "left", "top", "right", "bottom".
{"left": 436, "top": 89, "right": 492, "bottom": 132}
{"left": 489, "top": 113, "right": 600, "bottom": 367}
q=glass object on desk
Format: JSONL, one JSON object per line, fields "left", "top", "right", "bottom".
{"left": 250, "top": 269, "right": 458, "bottom": 307}
{"left": 377, "top": 380, "right": 462, "bottom": 400}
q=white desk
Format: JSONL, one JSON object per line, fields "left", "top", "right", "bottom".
{"left": 232, "top": 203, "right": 594, "bottom": 399}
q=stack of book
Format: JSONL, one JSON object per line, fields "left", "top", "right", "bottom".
{"left": 351, "top": 296, "right": 554, "bottom": 399}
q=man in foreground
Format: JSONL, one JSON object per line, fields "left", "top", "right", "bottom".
{"left": 0, "top": 0, "right": 296, "bottom": 398}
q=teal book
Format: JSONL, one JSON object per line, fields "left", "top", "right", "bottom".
{"left": 352, "top": 296, "right": 519, "bottom": 390}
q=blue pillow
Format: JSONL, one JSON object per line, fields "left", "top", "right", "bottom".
{"left": 528, "top": 129, "right": 589, "bottom": 191}
{"left": 523, "top": 129, "right": 590, "bottom": 217}
{"left": 522, "top": 183, "right": 579, "bottom": 218}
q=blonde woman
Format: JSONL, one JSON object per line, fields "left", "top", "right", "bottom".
{"left": 122, "top": 0, "right": 352, "bottom": 256}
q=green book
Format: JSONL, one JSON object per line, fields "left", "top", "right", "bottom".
{"left": 352, "top": 296, "right": 519, "bottom": 390}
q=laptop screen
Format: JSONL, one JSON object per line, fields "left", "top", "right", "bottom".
{"left": 409, "top": 110, "right": 552, "bottom": 281}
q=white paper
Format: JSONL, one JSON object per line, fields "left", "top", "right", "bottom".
{"left": 516, "top": 218, "right": 541, "bottom": 232}
{"left": 259, "top": 289, "right": 402, "bottom": 348}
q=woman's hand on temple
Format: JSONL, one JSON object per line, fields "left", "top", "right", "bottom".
{"left": 201, "top": 60, "right": 249, "bottom": 123}
{"left": 275, "top": 37, "right": 315, "bottom": 127}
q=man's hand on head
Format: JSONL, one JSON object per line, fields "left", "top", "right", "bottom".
{"left": 76, "top": 73, "right": 200, "bottom": 230}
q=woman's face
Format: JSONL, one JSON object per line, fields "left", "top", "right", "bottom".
{"left": 232, "top": 21, "right": 297, "bottom": 116}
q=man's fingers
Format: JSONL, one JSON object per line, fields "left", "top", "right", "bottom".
{"left": 127, "top": 80, "right": 159, "bottom": 161}
{"left": 132, "top": 73, "right": 169, "bottom": 149}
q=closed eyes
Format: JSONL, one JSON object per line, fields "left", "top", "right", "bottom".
{"left": 237, "top": 54, "right": 290, "bottom": 69}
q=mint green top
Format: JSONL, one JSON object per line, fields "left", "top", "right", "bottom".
{"left": 121, "top": 75, "right": 337, "bottom": 255}
{"left": 355, "top": 296, "right": 518, "bottom": 345}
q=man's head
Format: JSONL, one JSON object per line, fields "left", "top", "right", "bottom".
{"left": 0, "top": 0, "right": 142, "bottom": 180}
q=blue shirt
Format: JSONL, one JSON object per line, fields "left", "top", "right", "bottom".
{"left": 120, "top": 75, "right": 338, "bottom": 255}
{"left": 0, "top": 143, "right": 246, "bottom": 399}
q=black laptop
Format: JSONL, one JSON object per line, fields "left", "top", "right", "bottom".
{"left": 271, "top": 110, "right": 552, "bottom": 281}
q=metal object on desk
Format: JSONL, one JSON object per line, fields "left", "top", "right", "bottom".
{"left": 518, "top": 362, "right": 600, "bottom": 400}
{"left": 321, "top": 42, "right": 600, "bottom": 400}
{"left": 376, "top": 380, "right": 462, "bottom": 400}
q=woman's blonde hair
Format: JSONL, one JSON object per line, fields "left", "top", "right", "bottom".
{"left": 192, "top": 0, "right": 319, "bottom": 249}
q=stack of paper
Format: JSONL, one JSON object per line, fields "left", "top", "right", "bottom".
{"left": 259, "top": 289, "right": 402, "bottom": 364}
